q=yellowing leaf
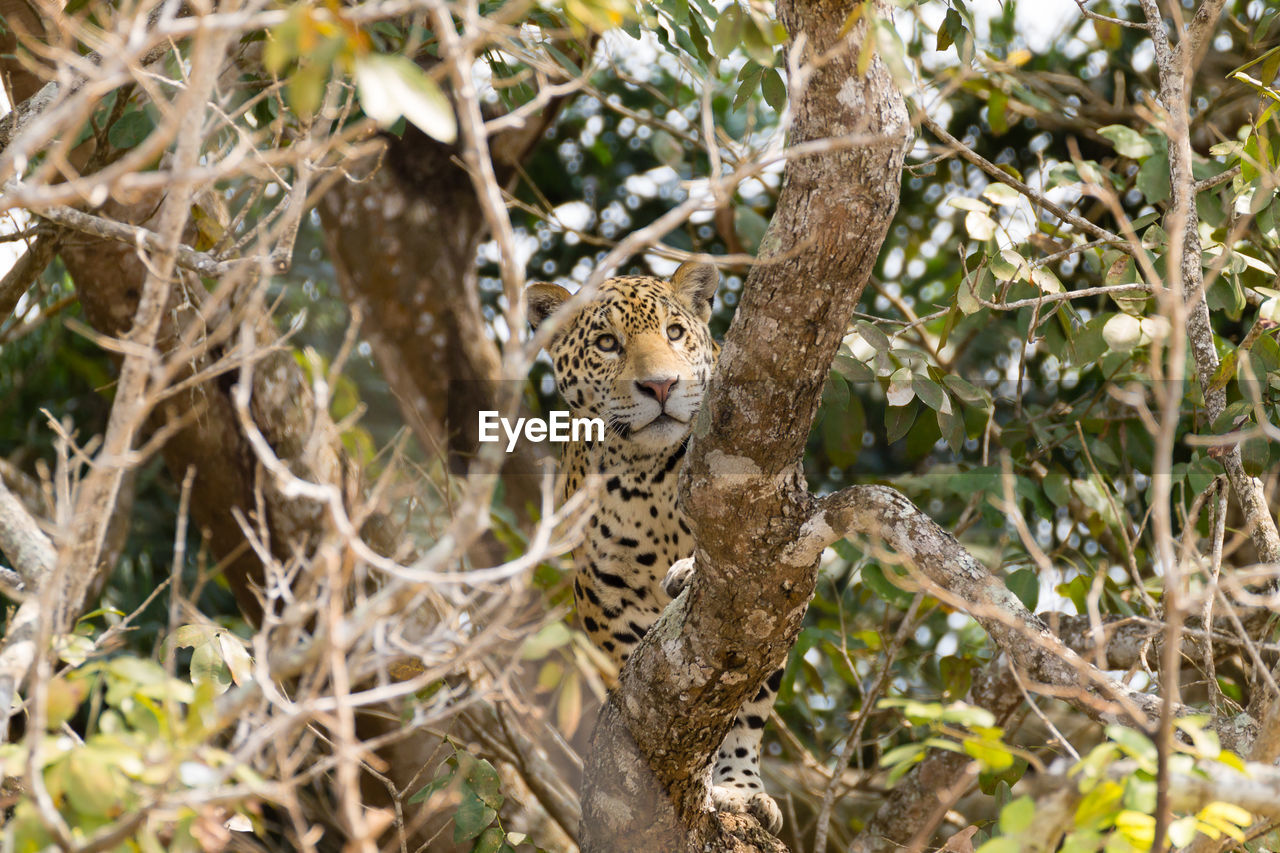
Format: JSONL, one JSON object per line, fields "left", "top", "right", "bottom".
{"left": 1114, "top": 810, "right": 1155, "bottom": 846}
{"left": 557, "top": 671, "right": 582, "bottom": 734}
{"left": 1168, "top": 815, "right": 1198, "bottom": 847}
{"left": 1102, "top": 313, "right": 1142, "bottom": 351}
{"left": 216, "top": 633, "right": 253, "bottom": 686}
{"left": 1031, "top": 268, "right": 1064, "bottom": 293}
{"left": 1197, "top": 801, "right": 1253, "bottom": 830}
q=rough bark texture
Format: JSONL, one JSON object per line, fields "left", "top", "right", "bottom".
{"left": 0, "top": 21, "right": 340, "bottom": 623}
{"left": 578, "top": 0, "right": 911, "bottom": 848}
{"left": 318, "top": 124, "right": 553, "bottom": 517}
{"left": 58, "top": 197, "right": 341, "bottom": 622}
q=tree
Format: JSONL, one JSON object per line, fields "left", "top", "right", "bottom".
{"left": 3, "top": 0, "right": 1280, "bottom": 851}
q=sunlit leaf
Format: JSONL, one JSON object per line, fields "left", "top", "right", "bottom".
{"left": 1097, "top": 125, "right": 1155, "bottom": 159}
{"left": 355, "top": 54, "right": 457, "bottom": 144}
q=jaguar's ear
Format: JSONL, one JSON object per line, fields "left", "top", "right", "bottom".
{"left": 526, "top": 282, "right": 572, "bottom": 330}
{"left": 670, "top": 260, "right": 719, "bottom": 322}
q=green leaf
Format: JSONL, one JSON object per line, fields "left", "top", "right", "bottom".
{"left": 880, "top": 742, "right": 927, "bottom": 784}
{"left": 1136, "top": 150, "right": 1170, "bottom": 203}
{"left": 1070, "top": 314, "right": 1110, "bottom": 365}
{"left": 453, "top": 785, "right": 498, "bottom": 842}
{"left": 834, "top": 352, "right": 874, "bottom": 384}
{"left": 1186, "top": 455, "right": 1223, "bottom": 497}
{"left": 939, "top": 656, "right": 974, "bottom": 698}
{"left": 940, "top": 704, "right": 997, "bottom": 728}
{"left": 408, "top": 765, "right": 455, "bottom": 804}
{"left": 861, "top": 564, "right": 916, "bottom": 608}
{"left": 940, "top": 8, "right": 968, "bottom": 57}
{"left": 45, "top": 678, "right": 87, "bottom": 730}
{"left": 855, "top": 321, "right": 892, "bottom": 353}
{"left": 734, "top": 206, "right": 770, "bottom": 253}
{"left": 942, "top": 375, "right": 990, "bottom": 409}
{"left": 733, "top": 67, "right": 763, "bottom": 110}
{"left": 287, "top": 57, "right": 329, "bottom": 118}
{"left": 460, "top": 754, "right": 504, "bottom": 810}
{"left": 1097, "top": 125, "right": 1156, "bottom": 159}
{"left": 761, "top": 68, "right": 786, "bottom": 112}
{"left": 936, "top": 13, "right": 954, "bottom": 50}
{"left": 1241, "top": 433, "right": 1272, "bottom": 475}
{"left": 741, "top": 17, "right": 776, "bottom": 66}
{"left": 987, "top": 88, "right": 1009, "bottom": 135}
{"left": 886, "top": 401, "right": 917, "bottom": 444}
{"left": 1056, "top": 574, "right": 1089, "bottom": 613}
{"left": 1107, "top": 725, "right": 1157, "bottom": 771}
{"left": 1005, "top": 568, "right": 1039, "bottom": 611}
{"left": 651, "top": 130, "right": 684, "bottom": 167}
{"left": 975, "top": 838, "right": 1021, "bottom": 853}
{"left": 1043, "top": 471, "right": 1071, "bottom": 506}
{"left": 997, "top": 796, "right": 1036, "bottom": 834}
{"left": 686, "top": 12, "right": 714, "bottom": 63}
{"left": 937, "top": 406, "right": 964, "bottom": 453}
{"left": 711, "top": 5, "right": 745, "bottom": 57}
{"left": 520, "top": 622, "right": 572, "bottom": 660}
{"left": 64, "top": 752, "right": 122, "bottom": 817}
{"left": 190, "top": 641, "right": 232, "bottom": 694}
{"left": 822, "top": 396, "right": 864, "bottom": 468}
{"left": 473, "top": 827, "right": 506, "bottom": 853}
{"left": 108, "top": 108, "right": 155, "bottom": 149}
{"left": 1076, "top": 779, "right": 1124, "bottom": 830}
{"left": 912, "top": 376, "right": 948, "bottom": 413}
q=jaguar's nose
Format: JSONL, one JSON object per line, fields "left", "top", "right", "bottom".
{"left": 635, "top": 376, "right": 678, "bottom": 406}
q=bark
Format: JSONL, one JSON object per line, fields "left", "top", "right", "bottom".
{"left": 578, "top": 0, "right": 911, "bottom": 847}
{"left": 1137, "top": 0, "right": 1280, "bottom": 776}
{"left": 317, "top": 123, "right": 554, "bottom": 517}
{"left": 0, "top": 9, "right": 356, "bottom": 623}
{"left": 55, "top": 192, "right": 343, "bottom": 622}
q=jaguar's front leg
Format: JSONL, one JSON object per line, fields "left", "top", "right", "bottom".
{"left": 661, "top": 556, "right": 696, "bottom": 598}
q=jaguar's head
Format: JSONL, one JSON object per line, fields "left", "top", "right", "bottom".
{"left": 527, "top": 261, "right": 719, "bottom": 450}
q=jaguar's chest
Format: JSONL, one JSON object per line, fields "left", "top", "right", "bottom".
{"left": 566, "top": 442, "right": 693, "bottom": 665}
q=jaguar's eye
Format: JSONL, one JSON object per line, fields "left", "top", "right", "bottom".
{"left": 595, "top": 334, "right": 620, "bottom": 352}
{"left": 667, "top": 324, "right": 685, "bottom": 341}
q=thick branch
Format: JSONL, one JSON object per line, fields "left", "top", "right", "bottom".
{"left": 29, "top": 196, "right": 233, "bottom": 278}
{"left": 0, "top": 229, "right": 58, "bottom": 328}
{"left": 0, "top": 478, "right": 54, "bottom": 584}
{"left": 580, "top": 0, "right": 911, "bottom": 848}
{"left": 791, "top": 485, "right": 1254, "bottom": 753}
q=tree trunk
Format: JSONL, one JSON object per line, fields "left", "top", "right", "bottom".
{"left": 318, "top": 123, "right": 557, "bottom": 519}
{"left": 578, "top": 0, "right": 911, "bottom": 848}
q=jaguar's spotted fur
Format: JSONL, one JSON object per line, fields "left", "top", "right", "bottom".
{"left": 526, "top": 261, "right": 783, "bottom": 834}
